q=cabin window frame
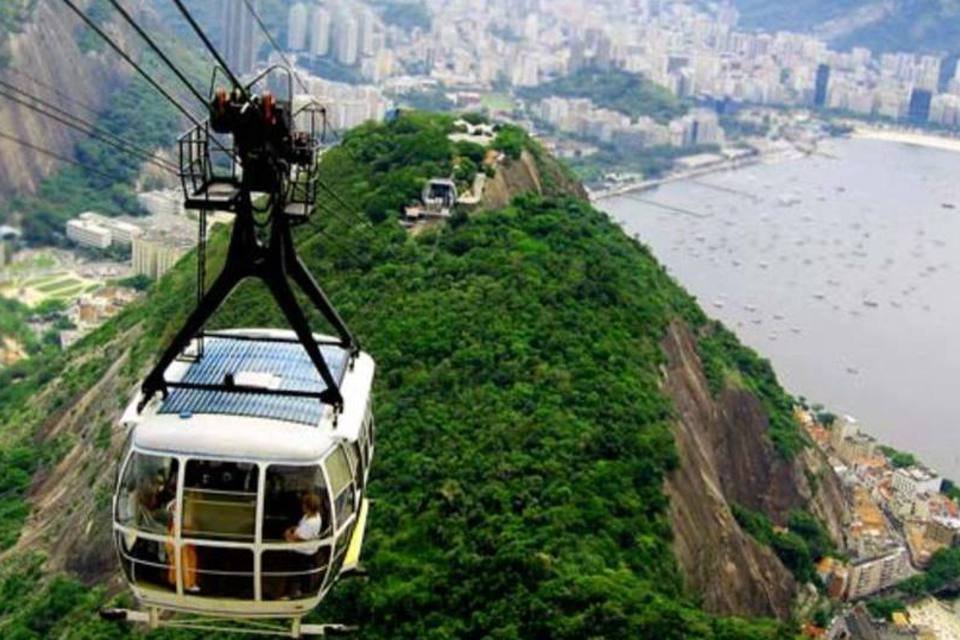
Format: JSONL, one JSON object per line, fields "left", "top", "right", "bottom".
{"left": 115, "top": 445, "right": 357, "bottom": 603}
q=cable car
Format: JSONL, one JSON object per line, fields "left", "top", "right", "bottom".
{"left": 110, "top": 330, "right": 374, "bottom": 635}
{"left": 103, "top": 65, "right": 376, "bottom": 637}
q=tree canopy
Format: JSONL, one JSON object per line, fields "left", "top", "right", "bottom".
{"left": 0, "top": 113, "right": 805, "bottom": 639}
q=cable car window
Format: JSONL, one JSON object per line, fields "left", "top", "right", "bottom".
{"left": 116, "top": 532, "right": 176, "bottom": 593}
{"left": 263, "top": 465, "right": 331, "bottom": 542}
{"left": 191, "top": 546, "right": 254, "bottom": 600}
{"left": 325, "top": 449, "right": 355, "bottom": 528}
{"left": 334, "top": 483, "right": 356, "bottom": 527}
{"left": 326, "top": 449, "right": 351, "bottom": 494}
{"left": 181, "top": 460, "right": 259, "bottom": 542}
{"left": 345, "top": 442, "right": 363, "bottom": 489}
{"left": 261, "top": 545, "right": 331, "bottom": 601}
{"left": 325, "top": 521, "right": 355, "bottom": 589}
{"left": 116, "top": 452, "right": 178, "bottom": 535}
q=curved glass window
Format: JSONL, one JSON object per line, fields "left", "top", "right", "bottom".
{"left": 116, "top": 453, "right": 178, "bottom": 535}
{"left": 261, "top": 545, "right": 331, "bottom": 601}
{"left": 326, "top": 448, "right": 355, "bottom": 529}
{"left": 262, "top": 465, "right": 331, "bottom": 542}
{"left": 116, "top": 532, "right": 176, "bottom": 593}
{"left": 181, "top": 460, "right": 258, "bottom": 542}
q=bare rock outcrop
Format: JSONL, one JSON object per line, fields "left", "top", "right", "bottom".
{"left": 0, "top": 0, "right": 127, "bottom": 195}
{"left": 482, "top": 148, "right": 588, "bottom": 210}
{"left": 662, "top": 321, "right": 849, "bottom": 620}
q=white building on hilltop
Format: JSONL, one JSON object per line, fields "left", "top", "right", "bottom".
{"left": 137, "top": 190, "right": 185, "bottom": 217}
{"left": 78, "top": 212, "right": 142, "bottom": 246}
{"left": 66, "top": 218, "right": 112, "bottom": 249}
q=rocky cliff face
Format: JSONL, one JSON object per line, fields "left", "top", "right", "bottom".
{"left": 0, "top": 0, "right": 128, "bottom": 196}
{"left": 482, "top": 147, "right": 588, "bottom": 210}
{"left": 662, "top": 321, "right": 849, "bottom": 619}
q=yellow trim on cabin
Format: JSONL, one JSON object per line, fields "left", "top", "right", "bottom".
{"left": 343, "top": 498, "right": 369, "bottom": 571}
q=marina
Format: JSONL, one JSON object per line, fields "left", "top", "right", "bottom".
{"left": 602, "top": 137, "right": 960, "bottom": 478}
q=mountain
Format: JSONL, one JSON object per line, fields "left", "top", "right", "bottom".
{"left": 0, "top": 113, "right": 847, "bottom": 638}
{"left": 732, "top": 0, "right": 960, "bottom": 55}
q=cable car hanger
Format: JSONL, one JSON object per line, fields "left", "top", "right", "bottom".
{"left": 138, "top": 64, "right": 358, "bottom": 414}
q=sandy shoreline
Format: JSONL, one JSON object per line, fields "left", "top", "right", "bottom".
{"left": 852, "top": 127, "right": 960, "bottom": 153}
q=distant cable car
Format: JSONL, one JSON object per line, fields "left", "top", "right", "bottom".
{"left": 103, "top": 65, "right": 377, "bottom": 637}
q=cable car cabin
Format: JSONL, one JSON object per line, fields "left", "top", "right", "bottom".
{"left": 112, "top": 329, "right": 375, "bottom": 620}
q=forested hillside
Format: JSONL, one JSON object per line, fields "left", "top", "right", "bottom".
{"left": 0, "top": 113, "right": 812, "bottom": 638}
{"left": 732, "top": 0, "right": 960, "bottom": 55}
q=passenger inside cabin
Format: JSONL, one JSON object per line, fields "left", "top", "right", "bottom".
{"left": 284, "top": 493, "right": 323, "bottom": 596}
{"left": 165, "top": 476, "right": 200, "bottom": 593}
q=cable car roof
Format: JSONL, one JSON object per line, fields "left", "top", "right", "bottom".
{"left": 123, "top": 329, "right": 374, "bottom": 461}
{"left": 158, "top": 335, "right": 349, "bottom": 425}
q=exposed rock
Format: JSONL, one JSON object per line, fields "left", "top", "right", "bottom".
{"left": 481, "top": 148, "right": 587, "bottom": 209}
{"left": 662, "top": 320, "right": 849, "bottom": 619}
{"left": 662, "top": 320, "right": 796, "bottom": 619}
{"left": 0, "top": 0, "right": 128, "bottom": 196}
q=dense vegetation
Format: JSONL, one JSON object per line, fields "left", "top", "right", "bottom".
{"left": 0, "top": 113, "right": 807, "bottom": 638}
{"left": 732, "top": 505, "right": 834, "bottom": 585}
{"left": 897, "top": 546, "right": 960, "bottom": 597}
{"left": 520, "top": 68, "right": 687, "bottom": 124}
{"left": 730, "top": 0, "right": 865, "bottom": 33}
{"left": 731, "top": 0, "right": 960, "bottom": 55}
{"left": 0, "top": 0, "right": 37, "bottom": 69}
{"left": 568, "top": 143, "right": 721, "bottom": 184}
{"left": 698, "top": 321, "right": 806, "bottom": 458}
{"left": 865, "top": 597, "right": 906, "bottom": 621}
{"left": 878, "top": 445, "right": 918, "bottom": 469}
{"left": 0, "top": 297, "right": 40, "bottom": 355}
{"left": 372, "top": 0, "right": 432, "bottom": 31}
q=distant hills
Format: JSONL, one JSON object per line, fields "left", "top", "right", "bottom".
{"left": 732, "top": 0, "right": 960, "bottom": 55}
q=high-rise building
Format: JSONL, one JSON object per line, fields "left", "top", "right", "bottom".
{"left": 220, "top": 0, "right": 259, "bottom": 75}
{"left": 814, "top": 63, "right": 830, "bottom": 108}
{"left": 287, "top": 3, "right": 309, "bottom": 51}
{"left": 908, "top": 87, "right": 933, "bottom": 124}
{"left": 334, "top": 13, "right": 359, "bottom": 66}
{"left": 310, "top": 7, "right": 332, "bottom": 57}
{"left": 359, "top": 7, "right": 377, "bottom": 57}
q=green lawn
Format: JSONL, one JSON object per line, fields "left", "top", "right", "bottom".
{"left": 34, "top": 278, "right": 82, "bottom": 294}
{"left": 481, "top": 92, "right": 514, "bottom": 112}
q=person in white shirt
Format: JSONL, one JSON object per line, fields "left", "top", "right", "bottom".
{"left": 284, "top": 493, "right": 324, "bottom": 596}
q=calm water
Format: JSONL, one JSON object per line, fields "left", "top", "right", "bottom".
{"left": 602, "top": 138, "right": 960, "bottom": 478}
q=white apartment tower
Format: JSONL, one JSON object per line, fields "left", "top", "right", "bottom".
{"left": 220, "top": 0, "right": 259, "bottom": 74}
{"left": 359, "top": 7, "right": 377, "bottom": 57}
{"left": 334, "top": 12, "right": 359, "bottom": 66}
{"left": 310, "top": 6, "right": 332, "bottom": 57}
{"left": 288, "top": 2, "right": 309, "bottom": 51}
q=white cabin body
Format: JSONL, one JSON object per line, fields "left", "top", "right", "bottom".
{"left": 112, "top": 329, "right": 375, "bottom": 619}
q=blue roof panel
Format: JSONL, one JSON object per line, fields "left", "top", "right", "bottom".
{"left": 158, "top": 337, "right": 349, "bottom": 425}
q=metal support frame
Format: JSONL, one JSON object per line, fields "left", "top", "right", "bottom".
{"left": 100, "top": 608, "right": 357, "bottom": 638}
{"left": 138, "top": 191, "right": 357, "bottom": 412}
{"left": 140, "top": 65, "right": 359, "bottom": 414}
